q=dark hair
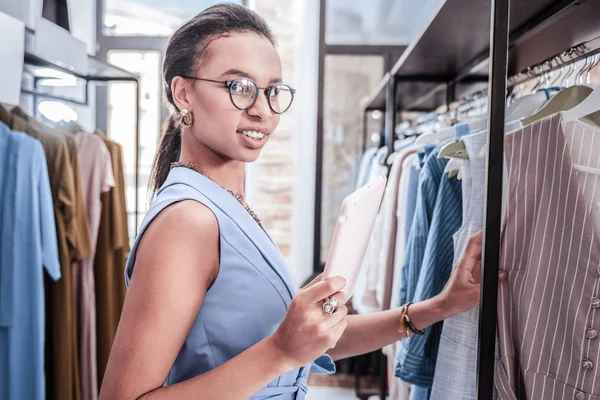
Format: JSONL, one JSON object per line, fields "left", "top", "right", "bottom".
{"left": 150, "top": 3, "right": 276, "bottom": 194}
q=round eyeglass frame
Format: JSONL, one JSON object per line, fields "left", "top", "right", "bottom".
{"left": 180, "top": 75, "right": 296, "bottom": 114}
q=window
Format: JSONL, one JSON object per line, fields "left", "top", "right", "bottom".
{"left": 103, "top": 0, "right": 244, "bottom": 36}
{"left": 320, "top": 55, "right": 384, "bottom": 263}
{"left": 106, "top": 50, "right": 161, "bottom": 240}
{"left": 325, "top": 0, "right": 441, "bottom": 45}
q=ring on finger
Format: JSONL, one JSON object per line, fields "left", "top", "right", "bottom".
{"left": 322, "top": 296, "right": 340, "bottom": 315}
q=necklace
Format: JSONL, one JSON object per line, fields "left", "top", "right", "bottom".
{"left": 171, "top": 161, "right": 264, "bottom": 229}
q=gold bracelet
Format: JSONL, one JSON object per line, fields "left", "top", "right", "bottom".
{"left": 404, "top": 303, "right": 425, "bottom": 336}
{"left": 397, "top": 303, "right": 412, "bottom": 338}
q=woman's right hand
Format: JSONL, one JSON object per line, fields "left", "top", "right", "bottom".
{"left": 270, "top": 275, "right": 349, "bottom": 369}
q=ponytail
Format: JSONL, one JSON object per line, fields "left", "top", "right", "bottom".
{"left": 150, "top": 114, "right": 181, "bottom": 195}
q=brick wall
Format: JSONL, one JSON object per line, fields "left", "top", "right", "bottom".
{"left": 247, "top": 0, "right": 298, "bottom": 264}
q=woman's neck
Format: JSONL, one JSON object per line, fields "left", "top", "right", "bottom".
{"left": 179, "top": 134, "right": 246, "bottom": 196}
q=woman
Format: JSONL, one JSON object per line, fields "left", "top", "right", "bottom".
{"left": 100, "top": 4, "right": 501, "bottom": 400}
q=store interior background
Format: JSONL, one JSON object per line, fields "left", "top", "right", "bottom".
{"left": 1, "top": 0, "right": 440, "bottom": 286}
{"left": 5, "top": 1, "right": 600, "bottom": 399}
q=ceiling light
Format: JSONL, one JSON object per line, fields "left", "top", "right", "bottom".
{"left": 38, "top": 78, "right": 77, "bottom": 87}
{"left": 32, "top": 68, "right": 78, "bottom": 86}
{"left": 38, "top": 101, "right": 79, "bottom": 123}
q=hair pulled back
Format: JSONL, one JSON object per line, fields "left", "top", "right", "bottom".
{"left": 150, "top": 3, "right": 276, "bottom": 194}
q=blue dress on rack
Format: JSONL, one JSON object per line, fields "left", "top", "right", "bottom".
{"left": 125, "top": 167, "right": 335, "bottom": 399}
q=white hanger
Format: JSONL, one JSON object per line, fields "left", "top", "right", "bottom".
{"left": 415, "top": 125, "right": 457, "bottom": 145}
{"left": 562, "top": 87, "right": 600, "bottom": 125}
{"left": 459, "top": 92, "right": 544, "bottom": 136}
{"left": 522, "top": 55, "right": 600, "bottom": 126}
{"left": 444, "top": 158, "right": 464, "bottom": 179}
{"left": 563, "top": 54, "right": 600, "bottom": 124}
{"left": 505, "top": 91, "right": 549, "bottom": 121}
{"left": 574, "top": 164, "right": 600, "bottom": 176}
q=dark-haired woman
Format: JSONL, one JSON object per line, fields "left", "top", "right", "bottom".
{"left": 99, "top": 4, "right": 501, "bottom": 399}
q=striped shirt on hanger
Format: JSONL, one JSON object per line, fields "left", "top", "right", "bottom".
{"left": 430, "top": 131, "right": 488, "bottom": 400}
{"left": 396, "top": 144, "right": 463, "bottom": 391}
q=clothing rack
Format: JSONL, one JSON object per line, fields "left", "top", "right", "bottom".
{"left": 19, "top": 48, "right": 142, "bottom": 229}
{"left": 346, "top": 0, "right": 600, "bottom": 399}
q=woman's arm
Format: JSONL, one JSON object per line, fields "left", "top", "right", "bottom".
{"left": 99, "top": 201, "right": 293, "bottom": 400}
{"left": 100, "top": 200, "right": 349, "bottom": 400}
{"left": 327, "top": 296, "right": 449, "bottom": 361}
{"left": 328, "top": 231, "right": 504, "bottom": 361}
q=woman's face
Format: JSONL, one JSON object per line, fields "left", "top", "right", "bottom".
{"left": 182, "top": 32, "right": 283, "bottom": 163}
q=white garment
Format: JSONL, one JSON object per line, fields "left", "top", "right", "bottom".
{"left": 356, "top": 146, "right": 379, "bottom": 189}
{"left": 375, "top": 145, "right": 421, "bottom": 310}
{"left": 381, "top": 153, "right": 420, "bottom": 400}
{"left": 352, "top": 147, "right": 389, "bottom": 313}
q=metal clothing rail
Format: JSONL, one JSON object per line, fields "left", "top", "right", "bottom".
{"left": 21, "top": 53, "right": 142, "bottom": 230}
{"left": 508, "top": 36, "right": 600, "bottom": 87}
{"left": 478, "top": 0, "right": 509, "bottom": 397}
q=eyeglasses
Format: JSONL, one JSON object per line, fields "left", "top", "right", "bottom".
{"left": 180, "top": 76, "right": 296, "bottom": 114}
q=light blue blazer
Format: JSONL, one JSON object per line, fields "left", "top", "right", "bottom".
{"left": 125, "top": 167, "right": 335, "bottom": 399}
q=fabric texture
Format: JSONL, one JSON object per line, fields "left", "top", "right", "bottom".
{"left": 0, "top": 122, "right": 61, "bottom": 400}
{"left": 358, "top": 143, "right": 420, "bottom": 313}
{"left": 496, "top": 113, "right": 600, "bottom": 399}
{"left": 0, "top": 105, "right": 84, "bottom": 400}
{"left": 430, "top": 131, "right": 487, "bottom": 400}
{"left": 396, "top": 145, "right": 463, "bottom": 390}
{"left": 371, "top": 145, "right": 419, "bottom": 400}
{"left": 353, "top": 146, "right": 389, "bottom": 313}
{"left": 125, "top": 167, "right": 335, "bottom": 399}
{"left": 94, "top": 135, "right": 129, "bottom": 388}
{"left": 376, "top": 145, "right": 420, "bottom": 311}
{"left": 76, "top": 133, "right": 115, "bottom": 400}
{"left": 384, "top": 153, "right": 421, "bottom": 400}
{"left": 394, "top": 145, "right": 439, "bottom": 399}
{"left": 356, "top": 147, "right": 378, "bottom": 189}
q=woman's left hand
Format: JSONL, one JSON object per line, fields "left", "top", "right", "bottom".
{"left": 440, "top": 231, "right": 507, "bottom": 316}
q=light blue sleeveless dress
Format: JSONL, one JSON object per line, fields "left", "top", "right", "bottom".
{"left": 125, "top": 167, "right": 335, "bottom": 399}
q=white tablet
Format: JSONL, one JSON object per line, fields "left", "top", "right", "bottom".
{"left": 323, "top": 174, "right": 387, "bottom": 298}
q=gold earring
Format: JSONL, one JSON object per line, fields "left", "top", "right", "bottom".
{"left": 180, "top": 109, "right": 193, "bottom": 127}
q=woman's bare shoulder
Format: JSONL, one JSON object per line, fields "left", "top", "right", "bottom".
{"left": 132, "top": 199, "right": 220, "bottom": 287}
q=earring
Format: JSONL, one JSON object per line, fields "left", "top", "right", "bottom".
{"left": 180, "top": 109, "right": 193, "bottom": 127}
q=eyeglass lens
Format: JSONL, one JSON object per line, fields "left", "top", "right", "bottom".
{"left": 229, "top": 78, "right": 293, "bottom": 114}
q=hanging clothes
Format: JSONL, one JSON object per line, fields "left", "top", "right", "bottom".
{"left": 377, "top": 144, "right": 420, "bottom": 312}
{"left": 357, "top": 140, "right": 419, "bottom": 313}
{"left": 395, "top": 122, "right": 470, "bottom": 399}
{"left": 94, "top": 134, "right": 129, "bottom": 388}
{"left": 0, "top": 105, "right": 85, "bottom": 400}
{"left": 496, "top": 113, "right": 600, "bottom": 399}
{"left": 63, "top": 135, "right": 94, "bottom": 263}
{"left": 397, "top": 142, "right": 463, "bottom": 393}
{"left": 75, "top": 133, "right": 115, "bottom": 400}
{"left": 356, "top": 147, "right": 379, "bottom": 189}
{"left": 393, "top": 145, "right": 437, "bottom": 400}
{"left": 384, "top": 152, "right": 422, "bottom": 400}
{"left": 353, "top": 146, "right": 390, "bottom": 313}
{"left": 430, "top": 131, "right": 487, "bottom": 400}
{"left": 0, "top": 122, "right": 61, "bottom": 400}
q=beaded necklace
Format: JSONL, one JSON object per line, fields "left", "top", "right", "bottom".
{"left": 171, "top": 161, "right": 264, "bottom": 229}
